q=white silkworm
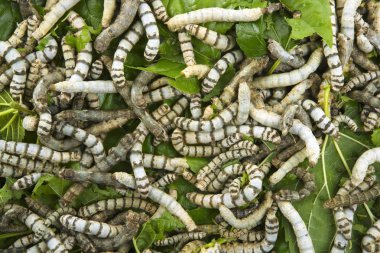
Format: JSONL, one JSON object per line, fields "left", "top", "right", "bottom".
{"left": 67, "top": 11, "right": 86, "bottom": 31}
{"left": 190, "top": 93, "right": 202, "bottom": 119}
{"left": 69, "top": 42, "right": 92, "bottom": 82}
{"left": 101, "top": 0, "right": 116, "bottom": 28}
{"left": 32, "top": 0, "right": 80, "bottom": 40}
{"left": 207, "top": 164, "right": 245, "bottom": 192}
{"left": 8, "top": 20, "right": 27, "bottom": 47}
{"left": 218, "top": 191, "right": 273, "bottom": 229}
{"left": 178, "top": 31, "right": 196, "bottom": 66}
{"left": 180, "top": 240, "right": 205, "bottom": 253}
{"left": 364, "top": 111, "right": 379, "bottom": 132}
{"left": 333, "top": 114, "right": 358, "bottom": 132}
{"left": 362, "top": 220, "right": 380, "bottom": 253}
{"left": 11, "top": 173, "right": 43, "bottom": 190}
{"left": 202, "top": 50, "right": 243, "bottom": 93}
{"left": 301, "top": 99, "right": 339, "bottom": 137}
{"left": 25, "top": 37, "right": 58, "bottom": 64}
{"left": 217, "top": 133, "right": 244, "bottom": 148}
{"left": 357, "top": 33, "right": 374, "bottom": 53}
{"left": 44, "top": 207, "right": 76, "bottom": 227}
{"left": 143, "top": 85, "right": 181, "bottom": 103}
{"left": 59, "top": 214, "right": 125, "bottom": 238}
{"left": 147, "top": 0, "right": 169, "bottom": 22}
{"left": 351, "top": 147, "right": 380, "bottom": 186}
{"left": 251, "top": 48, "right": 323, "bottom": 89}
{"left": 50, "top": 80, "right": 116, "bottom": 93}
{"left": 142, "top": 153, "right": 188, "bottom": 172}
{"left": 37, "top": 112, "right": 52, "bottom": 136}
{"left": 61, "top": 35, "right": 76, "bottom": 79}
{"left": 138, "top": 1, "right": 160, "bottom": 61}
{"left": 181, "top": 64, "right": 211, "bottom": 79}
{"left": 267, "top": 39, "right": 304, "bottom": 68}
{"left": 184, "top": 24, "right": 236, "bottom": 52}
{"left": 228, "top": 177, "right": 242, "bottom": 200}
{"left": 89, "top": 59, "right": 103, "bottom": 80}
{"left": 277, "top": 201, "right": 314, "bottom": 253}
{"left": 111, "top": 21, "right": 144, "bottom": 88}
{"left": 27, "top": 15, "right": 40, "bottom": 38}
{"left": 232, "top": 82, "right": 250, "bottom": 125}
{"left": 166, "top": 5, "right": 280, "bottom": 31}
{"left": 0, "top": 152, "right": 60, "bottom": 174}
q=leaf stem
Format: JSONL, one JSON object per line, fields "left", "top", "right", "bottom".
{"left": 323, "top": 82, "right": 331, "bottom": 117}
{"left": 322, "top": 136, "right": 331, "bottom": 198}
{"left": 364, "top": 204, "right": 376, "bottom": 223}
{"left": 339, "top": 133, "right": 371, "bottom": 149}
{"left": 9, "top": 101, "right": 35, "bottom": 115}
{"left": 332, "top": 140, "right": 351, "bottom": 176}
{"left": 0, "top": 108, "right": 17, "bottom": 117}
{"left": 1, "top": 113, "right": 18, "bottom": 132}
{"left": 268, "top": 59, "right": 281, "bottom": 74}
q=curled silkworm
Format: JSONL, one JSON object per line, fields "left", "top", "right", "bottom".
{"left": 185, "top": 24, "right": 236, "bottom": 52}
{"left": 101, "top": 0, "right": 117, "bottom": 28}
{"left": 218, "top": 191, "right": 273, "bottom": 229}
{"left": 11, "top": 173, "right": 43, "bottom": 190}
{"left": 32, "top": 0, "right": 80, "bottom": 40}
{"left": 139, "top": 1, "right": 160, "bottom": 61}
{"left": 268, "top": 39, "right": 304, "bottom": 68}
{"left": 363, "top": 110, "right": 379, "bottom": 132}
{"left": 44, "top": 207, "right": 77, "bottom": 227}
{"left": 202, "top": 50, "right": 244, "bottom": 93}
{"left": 228, "top": 177, "right": 242, "bottom": 200}
{"left": 342, "top": 71, "right": 380, "bottom": 93}
{"left": 89, "top": 59, "right": 103, "bottom": 80}
{"left": 251, "top": 48, "right": 323, "bottom": 89}
{"left": 356, "top": 33, "right": 374, "bottom": 53}
{"left": 154, "top": 232, "right": 207, "bottom": 246}
{"left": 333, "top": 114, "right": 358, "bottom": 132}
{"left": 178, "top": 31, "right": 196, "bottom": 66}
{"left": 166, "top": 4, "right": 281, "bottom": 31}
{"left": 277, "top": 200, "right": 314, "bottom": 253}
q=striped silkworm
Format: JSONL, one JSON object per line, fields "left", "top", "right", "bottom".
{"left": 178, "top": 31, "right": 196, "bottom": 66}
{"left": 362, "top": 220, "right": 380, "bottom": 253}
{"left": 301, "top": 99, "right": 339, "bottom": 137}
{"left": 273, "top": 167, "right": 315, "bottom": 201}
{"left": 0, "top": 41, "right": 27, "bottom": 100}
{"left": 363, "top": 110, "right": 379, "bottom": 132}
{"left": 44, "top": 207, "right": 77, "bottom": 227}
{"left": 217, "top": 133, "right": 244, "bottom": 148}
{"left": 25, "top": 234, "right": 73, "bottom": 253}
{"left": 142, "top": 153, "right": 188, "bottom": 172}
{"left": 111, "top": 21, "right": 144, "bottom": 87}
{"left": 179, "top": 240, "right": 205, "bottom": 253}
{"left": 356, "top": 33, "right": 374, "bottom": 53}
{"left": 11, "top": 173, "right": 43, "bottom": 190}
{"left": 59, "top": 214, "right": 125, "bottom": 238}
{"left": 166, "top": 4, "right": 281, "bottom": 31}
{"left": 363, "top": 239, "right": 380, "bottom": 253}
{"left": 323, "top": 0, "right": 344, "bottom": 91}
{"left": 218, "top": 191, "right": 273, "bottom": 229}
{"left": 94, "top": 0, "right": 139, "bottom": 53}
{"left": 27, "top": 15, "right": 40, "bottom": 38}
{"left": 249, "top": 107, "right": 320, "bottom": 166}
{"left": 144, "top": 85, "right": 181, "bottom": 104}
{"left": 37, "top": 112, "right": 52, "bottom": 136}
{"left": 267, "top": 39, "right": 304, "bottom": 68}
{"left": 324, "top": 182, "right": 380, "bottom": 208}
{"left": 10, "top": 234, "right": 36, "bottom": 248}
{"left": 61, "top": 35, "right": 76, "bottom": 79}
{"left": 74, "top": 233, "right": 97, "bottom": 253}
{"left": 67, "top": 11, "right": 86, "bottom": 31}
{"left": 146, "top": 0, "right": 169, "bottom": 22}
{"left": 277, "top": 200, "right": 314, "bottom": 253}
{"left": 101, "top": 0, "right": 116, "bottom": 28}
{"left": 333, "top": 114, "right": 358, "bottom": 132}
{"left": 187, "top": 163, "right": 270, "bottom": 208}
{"left": 231, "top": 82, "right": 250, "bottom": 125}
{"left": 151, "top": 188, "right": 177, "bottom": 219}
{"left": 7, "top": 20, "right": 27, "bottom": 47}
{"left": 69, "top": 42, "right": 92, "bottom": 83}
{"left": 228, "top": 177, "right": 242, "bottom": 200}
{"left": 139, "top": 1, "right": 160, "bottom": 61}
{"left": 251, "top": 48, "right": 323, "bottom": 89}
{"left": 189, "top": 93, "right": 202, "bottom": 119}
{"left": 184, "top": 24, "right": 236, "bottom": 52}
{"left": 218, "top": 207, "right": 279, "bottom": 253}
{"left": 349, "top": 90, "right": 380, "bottom": 108}
{"left": 25, "top": 59, "right": 46, "bottom": 96}
{"left": 181, "top": 64, "right": 211, "bottom": 79}
{"left": 89, "top": 59, "right": 103, "bottom": 80}
{"left": 55, "top": 109, "right": 134, "bottom": 122}
{"left": 218, "top": 223, "right": 265, "bottom": 242}
{"left": 202, "top": 50, "right": 244, "bottom": 93}
{"left": 154, "top": 232, "right": 207, "bottom": 246}
{"left": 342, "top": 71, "right": 380, "bottom": 93}
{"left": 0, "top": 140, "right": 81, "bottom": 163}
{"left": 24, "top": 196, "right": 52, "bottom": 218}
{"left": 25, "top": 38, "right": 58, "bottom": 65}
{"left": 174, "top": 102, "right": 238, "bottom": 132}
{"left": 207, "top": 164, "right": 245, "bottom": 192}
{"left": 32, "top": 0, "right": 80, "bottom": 40}
{"left": 55, "top": 121, "right": 105, "bottom": 163}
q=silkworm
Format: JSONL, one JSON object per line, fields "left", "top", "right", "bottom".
{"left": 25, "top": 234, "right": 73, "bottom": 253}
{"left": 25, "top": 59, "right": 46, "bottom": 97}
{"left": 181, "top": 64, "right": 211, "bottom": 79}
{"left": 251, "top": 48, "right": 323, "bottom": 89}
{"left": 227, "top": 177, "right": 242, "bottom": 200}
{"left": 178, "top": 31, "right": 196, "bottom": 66}
{"left": 231, "top": 82, "right": 250, "bottom": 125}
{"left": 0, "top": 41, "right": 27, "bottom": 100}
{"left": 218, "top": 223, "right": 265, "bottom": 242}
{"left": 351, "top": 47, "right": 378, "bottom": 71}
{"left": 154, "top": 232, "right": 207, "bottom": 246}
{"left": 8, "top": 20, "right": 27, "bottom": 47}
{"left": 27, "top": 15, "right": 40, "bottom": 38}
{"left": 24, "top": 196, "right": 52, "bottom": 218}
{"left": 207, "top": 164, "right": 244, "bottom": 192}
{"left": 55, "top": 122, "right": 105, "bottom": 163}
{"left": 187, "top": 163, "right": 270, "bottom": 208}
{"left": 166, "top": 4, "right": 281, "bottom": 31}
{"left": 69, "top": 42, "right": 92, "bottom": 82}
{"left": 0, "top": 140, "right": 81, "bottom": 163}
{"left": 89, "top": 59, "right": 103, "bottom": 80}
{"left": 101, "top": 0, "right": 116, "bottom": 28}
{"left": 301, "top": 99, "right": 339, "bottom": 137}
{"left": 156, "top": 97, "right": 188, "bottom": 131}
{"left": 364, "top": 111, "right": 379, "bottom": 132}
{"left": 184, "top": 24, "right": 236, "bottom": 52}
{"left": 268, "top": 39, "right": 304, "bottom": 68}
{"left": 61, "top": 35, "right": 76, "bottom": 79}
{"left": 10, "top": 234, "right": 36, "bottom": 248}
{"left": 50, "top": 80, "right": 116, "bottom": 93}
{"left": 94, "top": 0, "right": 139, "bottom": 53}
{"left": 218, "top": 191, "right": 273, "bottom": 229}
{"left": 277, "top": 200, "right": 314, "bottom": 253}
{"left": 67, "top": 10, "right": 86, "bottom": 31}
{"left": 25, "top": 37, "right": 58, "bottom": 64}
{"left": 179, "top": 240, "right": 205, "bottom": 253}
{"left": 362, "top": 220, "right": 380, "bottom": 253}
{"left": 363, "top": 240, "right": 380, "bottom": 253}
{"left": 59, "top": 214, "right": 125, "bottom": 238}
{"left": 349, "top": 90, "right": 380, "bottom": 108}
{"left": 202, "top": 50, "right": 244, "bottom": 93}
{"left": 32, "top": 0, "right": 80, "bottom": 40}
{"left": 143, "top": 85, "right": 181, "bottom": 104}
{"left": 44, "top": 207, "right": 77, "bottom": 227}
{"left": 55, "top": 109, "right": 134, "bottom": 122}
{"left": 333, "top": 114, "right": 358, "bottom": 132}
{"left": 36, "top": 112, "right": 52, "bottom": 136}
{"left": 142, "top": 153, "right": 188, "bottom": 172}
{"left": 138, "top": 1, "right": 160, "bottom": 61}
{"left": 218, "top": 207, "right": 279, "bottom": 253}
{"left": 342, "top": 71, "right": 380, "bottom": 93}
{"left": 74, "top": 233, "right": 97, "bottom": 253}
{"left": 217, "top": 133, "right": 244, "bottom": 148}
{"left": 189, "top": 93, "right": 202, "bottom": 119}
{"left": 11, "top": 173, "right": 43, "bottom": 190}
{"left": 356, "top": 33, "right": 374, "bottom": 53}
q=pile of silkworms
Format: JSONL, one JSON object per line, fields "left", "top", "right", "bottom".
{"left": 0, "top": 0, "right": 380, "bottom": 252}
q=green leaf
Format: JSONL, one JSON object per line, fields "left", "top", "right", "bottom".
{"left": 280, "top": 0, "right": 333, "bottom": 46}
{"left": 73, "top": 0, "right": 103, "bottom": 28}
{"left": 0, "top": 91, "right": 25, "bottom": 142}
{"left": 188, "top": 207, "right": 219, "bottom": 225}
{"left": 0, "top": 0, "right": 21, "bottom": 41}
{"left": 186, "top": 157, "right": 210, "bottom": 174}
{"left": 71, "top": 184, "right": 121, "bottom": 209}
{"left": 32, "top": 174, "right": 72, "bottom": 207}
{"left": 371, "top": 129, "right": 380, "bottom": 146}
{"left": 36, "top": 36, "right": 51, "bottom": 51}
{"left": 65, "top": 27, "right": 93, "bottom": 51}
{"left": 0, "top": 178, "right": 25, "bottom": 205}
{"left": 135, "top": 211, "right": 185, "bottom": 251}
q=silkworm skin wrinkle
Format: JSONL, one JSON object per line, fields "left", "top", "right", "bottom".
{"left": 138, "top": 1, "right": 160, "bottom": 61}
{"left": 178, "top": 31, "right": 196, "bottom": 66}
{"left": 302, "top": 99, "right": 339, "bottom": 137}
{"left": 184, "top": 24, "right": 236, "bottom": 52}
{"left": 187, "top": 163, "right": 270, "bottom": 208}
{"left": 0, "top": 140, "right": 81, "bottom": 163}
{"left": 351, "top": 147, "right": 380, "bottom": 186}
{"left": 101, "top": 0, "right": 116, "bottom": 28}
{"left": 32, "top": 0, "right": 80, "bottom": 40}
{"left": 154, "top": 232, "right": 207, "bottom": 246}
{"left": 202, "top": 50, "right": 244, "bottom": 93}
{"left": 218, "top": 191, "right": 273, "bottom": 229}
{"left": 166, "top": 4, "right": 281, "bottom": 31}
{"left": 277, "top": 201, "right": 315, "bottom": 253}
{"left": 111, "top": 21, "right": 144, "bottom": 88}
{"left": 251, "top": 48, "right": 323, "bottom": 89}
{"left": 59, "top": 214, "right": 124, "bottom": 238}
{"left": 50, "top": 80, "right": 116, "bottom": 93}
{"left": 0, "top": 41, "right": 27, "bottom": 99}
{"left": 11, "top": 173, "right": 43, "bottom": 190}
{"left": 174, "top": 102, "right": 238, "bottom": 132}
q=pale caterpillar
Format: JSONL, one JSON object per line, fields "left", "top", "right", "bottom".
{"left": 178, "top": 31, "right": 196, "bottom": 66}
{"left": 11, "top": 173, "right": 43, "bottom": 190}
{"left": 50, "top": 80, "right": 116, "bottom": 93}
{"left": 231, "top": 81, "right": 250, "bottom": 125}
{"left": 228, "top": 176, "right": 242, "bottom": 200}
{"left": 101, "top": 0, "right": 117, "bottom": 28}
{"left": 180, "top": 240, "right": 205, "bottom": 253}
{"left": 351, "top": 47, "right": 378, "bottom": 71}
{"left": 7, "top": 20, "right": 27, "bottom": 47}
{"left": 181, "top": 64, "right": 211, "bottom": 79}
{"left": 143, "top": 84, "right": 181, "bottom": 105}
{"left": 154, "top": 232, "right": 207, "bottom": 246}
{"left": 138, "top": 1, "right": 160, "bottom": 61}
{"left": 61, "top": 35, "right": 76, "bottom": 79}
{"left": 268, "top": 38, "right": 304, "bottom": 68}
{"left": 44, "top": 207, "right": 77, "bottom": 227}
{"left": 342, "top": 71, "right": 380, "bottom": 93}
{"left": 362, "top": 220, "right": 380, "bottom": 253}
{"left": 89, "top": 59, "right": 104, "bottom": 80}
{"left": 146, "top": 0, "right": 169, "bottom": 22}
{"left": 218, "top": 223, "right": 265, "bottom": 242}
{"left": 217, "top": 133, "right": 244, "bottom": 148}
{"left": 189, "top": 93, "right": 202, "bottom": 119}
{"left": 333, "top": 114, "right": 358, "bottom": 132}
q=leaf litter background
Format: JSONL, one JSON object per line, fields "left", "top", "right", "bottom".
{"left": 0, "top": 0, "right": 379, "bottom": 252}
